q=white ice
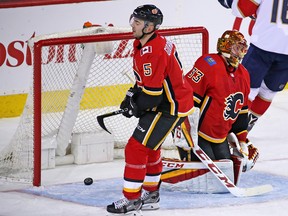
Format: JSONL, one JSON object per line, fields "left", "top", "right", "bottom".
{"left": 0, "top": 91, "right": 287, "bottom": 216}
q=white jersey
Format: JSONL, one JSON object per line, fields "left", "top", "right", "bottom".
{"left": 232, "top": 0, "right": 288, "bottom": 55}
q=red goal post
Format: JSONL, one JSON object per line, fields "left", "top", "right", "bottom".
{"left": 0, "top": 26, "right": 209, "bottom": 186}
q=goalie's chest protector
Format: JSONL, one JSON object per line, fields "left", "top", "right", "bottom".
{"left": 185, "top": 54, "right": 250, "bottom": 142}
{"left": 132, "top": 33, "right": 194, "bottom": 117}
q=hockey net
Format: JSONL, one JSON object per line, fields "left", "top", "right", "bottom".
{"left": 0, "top": 26, "right": 208, "bottom": 186}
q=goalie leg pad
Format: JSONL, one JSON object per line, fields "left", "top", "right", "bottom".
{"left": 161, "top": 159, "right": 235, "bottom": 194}
{"left": 173, "top": 107, "right": 200, "bottom": 151}
{"left": 161, "top": 168, "right": 209, "bottom": 184}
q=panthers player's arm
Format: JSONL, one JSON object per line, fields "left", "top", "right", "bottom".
{"left": 232, "top": 0, "right": 259, "bottom": 18}
{"left": 230, "top": 106, "right": 249, "bottom": 143}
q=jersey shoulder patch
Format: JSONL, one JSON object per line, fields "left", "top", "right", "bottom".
{"left": 140, "top": 46, "right": 152, "bottom": 56}
{"left": 204, "top": 56, "right": 217, "bottom": 66}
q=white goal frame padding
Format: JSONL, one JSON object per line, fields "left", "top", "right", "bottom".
{"left": 56, "top": 43, "right": 96, "bottom": 156}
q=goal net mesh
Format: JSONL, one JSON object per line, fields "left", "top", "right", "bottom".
{"left": 0, "top": 26, "right": 208, "bottom": 185}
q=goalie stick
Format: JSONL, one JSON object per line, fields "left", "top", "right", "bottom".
{"left": 179, "top": 119, "right": 273, "bottom": 197}
{"left": 162, "top": 150, "right": 273, "bottom": 197}
{"left": 192, "top": 145, "right": 272, "bottom": 197}
{"left": 96, "top": 108, "right": 128, "bottom": 134}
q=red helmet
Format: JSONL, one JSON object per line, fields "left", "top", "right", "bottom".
{"left": 217, "top": 30, "right": 248, "bottom": 68}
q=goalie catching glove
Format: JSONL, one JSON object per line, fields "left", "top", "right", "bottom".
{"left": 239, "top": 139, "right": 259, "bottom": 172}
{"left": 228, "top": 133, "right": 259, "bottom": 172}
{"left": 120, "top": 86, "right": 143, "bottom": 118}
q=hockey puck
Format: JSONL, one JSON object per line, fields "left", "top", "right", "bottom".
{"left": 84, "top": 177, "right": 93, "bottom": 185}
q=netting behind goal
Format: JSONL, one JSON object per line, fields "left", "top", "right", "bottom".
{"left": 0, "top": 26, "right": 208, "bottom": 186}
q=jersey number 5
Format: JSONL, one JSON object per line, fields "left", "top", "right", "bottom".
{"left": 143, "top": 63, "right": 152, "bottom": 76}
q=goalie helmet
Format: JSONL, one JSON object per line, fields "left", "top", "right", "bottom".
{"left": 217, "top": 30, "right": 248, "bottom": 68}
{"left": 130, "top": 4, "right": 163, "bottom": 30}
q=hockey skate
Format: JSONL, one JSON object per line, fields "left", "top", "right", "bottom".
{"left": 106, "top": 197, "right": 143, "bottom": 215}
{"left": 141, "top": 190, "right": 160, "bottom": 210}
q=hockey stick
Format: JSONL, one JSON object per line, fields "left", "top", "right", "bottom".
{"left": 97, "top": 72, "right": 133, "bottom": 134}
{"left": 192, "top": 144, "right": 273, "bottom": 197}
{"left": 162, "top": 148, "right": 273, "bottom": 197}
{"left": 178, "top": 109, "right": 273, "bottom": 197}
{"left": 122, "top": 70, "right": 135, "bottom": 83}
{"left": 96, "top": 108, "right": 128, "bottom": 134}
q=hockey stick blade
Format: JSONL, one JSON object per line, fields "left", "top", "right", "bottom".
{"left": 96, "top": 108, "right": 128, "bottom": 134}
{"left": 230, "top": 184, "right": 273, "bottom": 197}
{"left": 193, "top": 146, "right": 273, "bottom": 197}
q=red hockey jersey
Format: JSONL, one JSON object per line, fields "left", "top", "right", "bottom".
{"left": 185, "top": 54, "right": 250, "bottom": 143}
{"left": 133, "top": 32, "right": 194, "bottom": 117}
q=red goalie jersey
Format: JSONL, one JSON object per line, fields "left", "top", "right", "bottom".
{"left": 185, "top": 53, "right": 250, "bottom": 143}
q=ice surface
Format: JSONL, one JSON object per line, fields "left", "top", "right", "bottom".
{"left": 0, "top": 92, "right": 287, "bottom": 216}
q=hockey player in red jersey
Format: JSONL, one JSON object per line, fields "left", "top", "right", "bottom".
{"left": 177, "top": 30, "right": 259, "bottom": 174}
{"left": 106, "top": 4, "right": 194, "bottom": 215}
{"left": 218, "top": 0, "right": 288, "bottom": 131}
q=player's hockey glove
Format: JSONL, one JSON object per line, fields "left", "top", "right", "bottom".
{"left": 218, "top": 0, "right": 233, "bottom": 9}
{"left": 120, "top": 87, "right": 142, "bottom": 118}
{"left": 239, "top": 139, "right": 259, "bottom": 172}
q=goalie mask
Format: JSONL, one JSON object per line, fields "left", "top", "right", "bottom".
{"left": 217, "top": 30, "right": 248, "bottom": 68}
{"left": 130, "top": 4, "right": 163, "bottom": 31}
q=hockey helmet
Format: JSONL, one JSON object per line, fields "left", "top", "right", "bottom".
{"left": 217, "top": 30, "right": 248, "bottom": 68}
{"left": 130, "top": 4, "right": 163, "bottom": 30}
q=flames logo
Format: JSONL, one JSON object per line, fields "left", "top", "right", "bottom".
{"left": 223, "top": 92, "right": 244, "bottom": 121}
